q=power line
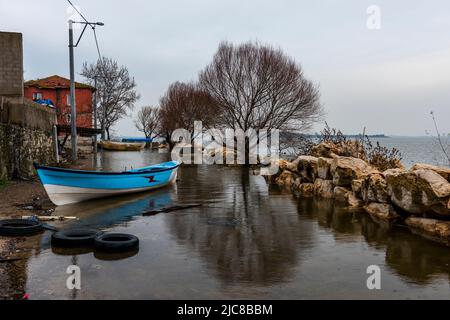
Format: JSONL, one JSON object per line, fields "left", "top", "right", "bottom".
{"left": 65, "top": 0, "right": 106, "bottom": 83}
{"left": 65, "top": 0, "right": 109, "bottom": 142}
{"left": 92, "top": 27, "right": 104, "bottom": 66}
{"left": 66, "top": 0, "right": 90, "bottom": 24}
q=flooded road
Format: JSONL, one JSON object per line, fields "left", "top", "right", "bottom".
{"left": 8, "top": 150, "right": 450, "bottom": 299}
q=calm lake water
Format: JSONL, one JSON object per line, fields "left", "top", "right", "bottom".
{"left": 9, "top": 138, "right": 450, "bottom": 299}
{"left": 378, "top": 136, "right": 449, "bottom": 168}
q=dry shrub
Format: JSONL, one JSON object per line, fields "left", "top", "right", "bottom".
{"left": 280, "top": 132, "right": 315, "bottom": 158}
{"left": 317, "top": 123, "right": 402, "bottom": 171}
{"left": 318, "top": 123, "right": 365, "bottom": 159}
{"left": 364, "top": 139, "right": 403, "bottom": 171}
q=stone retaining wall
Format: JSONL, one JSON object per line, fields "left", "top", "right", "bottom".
{"left": 0, "top": 97, "right": 57, "bottom": 180}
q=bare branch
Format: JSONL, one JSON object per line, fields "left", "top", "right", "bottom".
{"left": 81, "top": 57, "right": 140, "bottom": 140}
{"left": 158, "top": 81, "right": 219, "bottom": 148}
{"left": 199, "top": 41, "right": 323, "bottom": 132}
{"left": 430, "top": 111, "right": 450, "bottom": 166}
{"left": 135, "top": 105, "right": 161, "bottom": 139}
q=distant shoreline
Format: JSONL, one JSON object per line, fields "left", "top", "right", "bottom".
{"left": 307, "top": 134, "right": 389, "bottom": 139}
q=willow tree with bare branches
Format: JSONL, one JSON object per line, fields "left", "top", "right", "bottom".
{"left": 199, "top": 42, "right": 323, "bottom": 133}
{"left": 82, "top": 57, "right": 140, "bottom": 140}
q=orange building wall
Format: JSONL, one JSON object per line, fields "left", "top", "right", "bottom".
{"left": 24, "top": 87, "right": 93, "bottom": 128}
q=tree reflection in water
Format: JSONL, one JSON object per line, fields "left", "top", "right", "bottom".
{"left": 165, "top": 166, "right": 314, "bottom": 285}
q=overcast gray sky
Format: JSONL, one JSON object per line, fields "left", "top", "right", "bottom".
{"left": 2, "top": 0, "right": 450, "bottom": 137}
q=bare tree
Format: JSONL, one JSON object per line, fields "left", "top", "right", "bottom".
{"left": 135, "top": 106, "right": 160, "bottom": 148}
{"left": 159, "top": 81, "right": 219, "bottom": 149}
{"left": 199, "top": 41, "right": 323, "bottom": 133}
{"left": 81, "top": 57, "right": 140, "bottom": 140}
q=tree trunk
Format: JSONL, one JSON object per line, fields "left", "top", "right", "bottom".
{"left": 145, "top": 134, "right": 151, "bottom": 149}
{"left": 101, "top": 120, "right": 106, "bottom": 141}
{"left": 245, "top": 136, "right": 250, "bottom": 166}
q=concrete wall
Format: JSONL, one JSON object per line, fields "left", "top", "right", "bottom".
{"left": 0, "top": 97, "right": 57, "bottom": 180}
{"left": 0, "top": 97, "right": 56, "bottom": 132}
{"left": 0, "top": 32, "right": 23, "bottom": 97}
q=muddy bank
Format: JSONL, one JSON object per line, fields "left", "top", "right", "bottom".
{"left": 0, "top": 156, "right": 96, "bottom": 218}
{"left": 0, "top": 158, "right": 96, "bottom": 299}
{"left": 0, "top": 179, "right": 53, "bottom": 218}
{"left": 0, "top": 179, "right": 52, "bottom": 299}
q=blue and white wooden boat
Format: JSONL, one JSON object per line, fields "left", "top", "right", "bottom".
{"left": 34, "top": 161, "right": 180, "bottom": 206}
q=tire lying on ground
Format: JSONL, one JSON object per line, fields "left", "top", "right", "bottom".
{"left": 0, "top": 219, "right": 44, "bottom": 236}
{"left": 94, "top": 233, "right": 139, "bottom": 253}
{"left": 51, "top": 228, "right": 102, "bottom": 248}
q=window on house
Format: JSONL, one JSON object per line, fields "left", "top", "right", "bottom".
{"left": 33, "top": 92, "right": 43, "bottom": 100}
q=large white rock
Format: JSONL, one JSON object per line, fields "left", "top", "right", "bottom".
{"left": 411, "top": 163, "right": 450, "bottom": 182}
{"left": 385, "top": 169, "right": 450, "bottom": 217}
{"left": 331, "top": 156, "right": 375, "bottom": 187}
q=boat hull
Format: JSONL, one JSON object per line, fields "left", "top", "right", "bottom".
{"left": 98, "top": 141, "right": 145, "bottom": 151}
{"left": 35, "top": 162, "right": 179, "bottom": 206}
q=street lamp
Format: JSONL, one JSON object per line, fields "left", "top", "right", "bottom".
{"left": 68, "top": 20, "right": 104, "bottom": 161}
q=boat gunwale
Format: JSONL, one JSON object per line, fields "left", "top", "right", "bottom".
{"left": 33, "top": 162, "right": 180, "bottom": 176}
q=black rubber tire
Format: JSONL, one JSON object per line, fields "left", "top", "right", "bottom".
{"left": 94, "top": 233, "right": 139, "bottom": 253}
{"left": 51, "top": 229, "right": 102, "bottom": 248}
{"left": 0, "top": 219, "right": 44, "bottom": 237}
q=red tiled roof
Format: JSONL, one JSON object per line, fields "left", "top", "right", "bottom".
{"left": 24, "top": 75, "right": 95, "bottom": 91}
